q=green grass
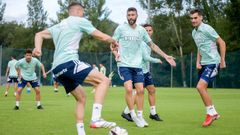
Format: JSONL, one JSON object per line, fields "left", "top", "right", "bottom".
{"left": 0, "top": 86, "right": 240, "bottom": 135}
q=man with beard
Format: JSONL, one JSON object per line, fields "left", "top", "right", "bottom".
{"left": 112, "top": 7, "right": 176, "bottom": 127}
{"left": 14, "top": 49, "right": 47, "bottom": 110}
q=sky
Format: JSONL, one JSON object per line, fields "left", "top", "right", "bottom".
{"left": 2, "top": 0, "right": 148, "bottom": 25}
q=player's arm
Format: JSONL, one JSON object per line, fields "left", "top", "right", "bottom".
{"left": 196, "top": 49, "right": 202, "bottom": 70}
{"left": 40, "top": 64, "right": 47, "bottom": 78}
{"left": 34, "top": 29, "right": 52, "bottom": 56}
{"left": 142, "top": 51, "right": 162, "bottom": 64}
{"left": 216, "top": 37, "right": 226, "bottom": 68}
{"left": 148, "top": 41, "right": 176, "bottom": 67}
{"left": 5, "top": 67, "right": 9, "bottom": 77}
{"left": 91, "top": 30, "right": 119, "bottom": 49}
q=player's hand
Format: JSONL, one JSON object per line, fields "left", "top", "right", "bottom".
{"left": 196, "top": 63, "right": 202, "bottom": 70}
{"left": 165, "top": 55, "right": 176, "bottom": 67}
{"left": 42, "top": 73, "right": 47, "bottom": 79}
{"left": 33, "top": 48, "right": 42, "bottom": 56}
{"left": 115, "top": 53, "right": 121, "bottom": 62}
{"left": 220, "top": 60, "right": 226, "bottom": 69}
{"left": 110, "top": 41, "right": 119, "bottom": 51}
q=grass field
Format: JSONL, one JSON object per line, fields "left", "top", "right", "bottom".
{"left": 0, "top": 86, "right": 240, "bottom": 135}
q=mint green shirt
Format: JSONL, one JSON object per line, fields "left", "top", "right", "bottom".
{"left": 7, "top": 59, "right": 18, "bottom": 77}
{"left": 192, "top": 23, "right": 220, "bottom": 65}
{"left": 113, "top": 24, "right": 152, "bottom": 68}
{"left": 141, "top": 42, "right": 161, "bottom": 73}
{"left": 16, "top": 57, "right": 42, "bottom": 81}
{"left": 48, "top": 16, "right": 96, "bottom": 68}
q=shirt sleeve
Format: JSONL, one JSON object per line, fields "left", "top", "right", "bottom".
{"left": 34, "top": 58, "right": 42, "bottom": 68}
{"left": 112, "top": 26, "right": 121, "bottom": 41}
{"left": 205, "top": 25, "right": 219, "bottom": 41}
{"left": 78, "top": 18, "right": 97, "bottom": 35}
{"left": 142, "top": 50, "right": 161, "bottom": 63}
{"left": 15, "top": 60, "right": 21, "bottom": 68}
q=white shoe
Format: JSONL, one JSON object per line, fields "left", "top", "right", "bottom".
{"left": 4, "top": 91, "right": 8, "bottom": 97}
{"left": 139, "top": 117, "right": 149, "bottom": 127}
{"left": 90, "top": 119, "right": 116, "bottom": 128}
{"left": 132, "top": 116, "right": 145, "bottom": 128}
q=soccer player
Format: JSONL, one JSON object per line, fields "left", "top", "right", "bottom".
{"left": 99, "top": 63, "right": 106, "bottom": 76}
{"left": 190, "top": 9, "right": 226, "bottom": 127}
{"left": 4, "top": 55, "right": 18, "bottom": 97}
{"left": 34, "top": 2, "right": 118, "bottom": 135}
{"left": 14, "top": 49, "right": 47, "bottom": 110}
{"left": 121, "top": 24, "right": 163, "bottom": 122}
{"left": 112, "top": 7, "right": 176, "bottom": 127}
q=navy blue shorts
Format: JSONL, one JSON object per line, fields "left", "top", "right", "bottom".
{"left": 7, "top": 76, "right": 18, "bottom": 83}
{"left": 144, "top": 72, "right": 154, "bottom": 87}
{"left": 118, "top": 67, "right": 144, "bottom": 83}
{"left": 198, "top": 64, "right": 220, "bottom": 84}
{"left": 18, "top": 79, "right": 40, "bottom": 89}
{"left": 52, "top": 60, "right": 93, "bottom": 94}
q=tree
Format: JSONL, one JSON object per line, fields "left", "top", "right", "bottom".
{"left": 225, "top": 0, "right": 240, "bottom": 51}
{"left": 0, "top": 0, "right": 6, "bottom": 22}
{"left": 27, "top": 0, "right": 48, "bottom": 30}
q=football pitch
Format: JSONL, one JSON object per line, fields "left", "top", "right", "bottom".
{"left": 0, "top": 86, "right": 240, "bottom": 135}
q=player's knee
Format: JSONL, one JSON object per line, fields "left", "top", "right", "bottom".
{"left": 76, "top": 95, "right": 86, "bottom": 104}
{"left": 148, "top": 89, "right": 155, "bottom": 95}
{"left": 196, "top": 85, "right": 204, "bottom": 91}
{"left": 136, "top": 89, "right": 144, "bottom": 95}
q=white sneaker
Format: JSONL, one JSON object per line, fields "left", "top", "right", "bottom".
{"left": 132, "top": 116, "right": 145, "bottom": 128}
{"left": 139, "top": 117, "right": 149, "bottom": 127}
{"left": 90, "top": 119, "right": 116, "bottom": 128}
{"left": 4, "top": 91, "right": 8, "bottom": 97}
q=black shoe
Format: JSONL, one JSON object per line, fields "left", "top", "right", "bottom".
{"left": 149, "top": 114, "right": 163, "bottom": 121}
{"left": 14, "top": 106, "right": 19, "bottom": 110}
{"left": 37, "top": 105, "right": 44, "bottom": 109}
{"left": 121, "top": 112, "right": 133, "bottom": 122}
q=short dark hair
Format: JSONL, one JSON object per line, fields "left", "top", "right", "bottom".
{"left": 127, "top": 7, "right": 137, "bottom": 13}
{"left": 25, "top": 48, "right": 32, "bottom": 54}
{"left": 68, "top": 2, "right": 84, "bottom": 11}
{"left": 190, "top": 8, "right": 203, "bottom": 16}
{"left": 143, "top": 24, "right": 152, "bottom": 28}
{"left": 11, "top": 55, "right": 16, "bottom": 59}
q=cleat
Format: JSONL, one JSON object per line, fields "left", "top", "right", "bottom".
{"left": 132, "top": 116, "right": 145, "bottom": 128}
{"left": 139, "top": 117, "right": 149, "bottom": 127}
{"left": 14, "top": 106, "right": 19, "bottom": 110}
{"left": 54, "top": 89, "right": 58, "bottom": 92}
{"left": 202, "top": 114, "right": 216, "bottom": 127}
{"left": 121, "top": 112, "right": 133, "bottom": 122}
{"left": 37, "top": 105, "right": 44, "bottom": 109}
{"left": 213, "top": 114, "right": 220, "bottom": 120}
{"left": 149, "top": 114, "right": 163, "bottom": 121}
{"left": 90, "top": 119, "right": 116, "bottom": 128}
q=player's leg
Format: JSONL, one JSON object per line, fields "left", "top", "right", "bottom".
{"left": 53, "top": 81, "right": 59, "bottom": 92}
{"left": 31, "top": 80, "right": 42, "bottom": 109}
{"left": 146, "top": 85, "right": 162, "bottom": 121}
{"left": 4, "top": 82, "right": 10, "bottom": 96}
{"left": 197, "top": 64, "right": 220, "bottom": 127}
{"left": 13, "top": 81, "right": 18, "bottom": 96}
{"left": 26, "top": 82, "right": 31, "bottom": 93}
{"left": 84, "top": 70, "right": 116, "bottom": 128}
{"left": 70, "top": 85, "right": 86, "bottom": 135}
{"left": 14, "top": 79, "right": 27, "bottom": 110}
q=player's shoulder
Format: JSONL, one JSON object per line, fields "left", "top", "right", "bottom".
{"left": 32, "top": 57, "right": 40, "bottom": 62}
{"left": 201, "top": 23, "right": 215, "bottom": 31}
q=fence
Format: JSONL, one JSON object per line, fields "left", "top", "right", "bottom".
{"left": 0, "top": 46, "right": 240, "bottom": 88}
